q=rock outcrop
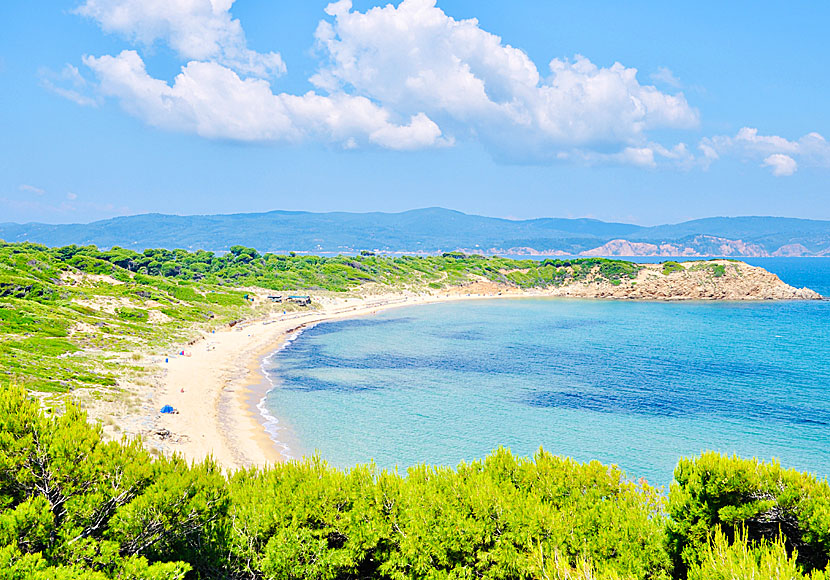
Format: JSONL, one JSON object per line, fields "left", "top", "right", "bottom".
{"left": 579, "top": 236, "right": 772, "bottom": 258}
{"left": 545, "top": 260, "right": 821, "bottom": 300}
{"left": 446, "top": 260, "right": 823, "bottom": 301}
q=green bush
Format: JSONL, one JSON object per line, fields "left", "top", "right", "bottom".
{"left": 662, "top": 261, "right": 685, "bottom": 275}
{"left": 116, "top": 307, "right": 148, "bottom": 322}
{"left": 688, "top": 529, "right": 829, "bottom": 580}
{"left": 0, "top": 384, "right": 219, "bottom": 578}
{"left": 667, "top": 452, "right": 830, "bottom": 577}
{"left": 205, "top": 291, "right": 245, "bottom": 306}
{"left": 2, "top": 382, "right": 830, "bottom": 579}
{"left": 228, "top": 449, "right": 670, "bottom": 580}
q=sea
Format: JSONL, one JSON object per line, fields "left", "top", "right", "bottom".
{"left": 260, "top": 258, "right": 830, "bottom": 488}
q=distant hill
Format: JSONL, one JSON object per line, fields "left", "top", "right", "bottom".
{"left": 2, "top": 208, "right": 829, "bottom": 257}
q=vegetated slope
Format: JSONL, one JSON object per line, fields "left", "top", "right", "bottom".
{"left": 0, "top": 243, "right": 818, "bottom": 393}
{"left": 0, "top": 242, "right": 654, "bottom": 392}
{"left": 1, "top": 383, "right": 829, "bottom": 579}
{"left": 0, "top": 244, "right": 263, "bottom": 393}
{"left": 3, "top": 208, "right": 829, "bottom": 255}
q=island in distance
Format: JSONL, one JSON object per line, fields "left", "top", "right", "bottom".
{"left": 3, "top": 208, "right": 830, "bottom": 257}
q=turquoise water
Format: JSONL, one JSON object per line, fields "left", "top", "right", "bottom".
{"left": 262, "top": 261, "right": 830, "bottom": 487}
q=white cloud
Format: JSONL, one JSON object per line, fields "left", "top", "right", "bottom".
{"left": 39, "top": 64, "right": 98, "bottom": 106}
{"left": 84, "top": 50, "right": 445, "bottom": 149}
{"left": 67, "top": 192, "right": 79, "bottom": 200}
{"left": 560, "top": 141, "right": 696, "bottom": 169}
{"left": 63, "top": 0, "right": 702, "bottom": 163}
{"left": 75, "top": 0, "right": 285, "bottom": 78}
{"left": 701, "top": 128, "right": 830, "bottom": 176}
{"left": 19, "top": 184, "right": 45, "bottom": 195}
{"left": 763, "top": 154, "right": 797, "bottom": 176}
{"left": 312, "top": 0, "right": 698, "bottom": 161}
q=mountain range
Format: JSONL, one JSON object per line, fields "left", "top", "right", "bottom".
{"left": 2, "top": 208, "right": 829, "bottom": 257}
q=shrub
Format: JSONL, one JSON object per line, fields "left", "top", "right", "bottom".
{"left": 116, "top": 307, "right": 148, "bottom": 322}
{"left": 688, "top": 528, "right": 829, "bottom": 580}
{"left": 667, "top": 452, "right": 830, "bottom": 577}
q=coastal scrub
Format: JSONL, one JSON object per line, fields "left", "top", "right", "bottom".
{"left": 1, "top": 382, "right": 829, "bottom": 578}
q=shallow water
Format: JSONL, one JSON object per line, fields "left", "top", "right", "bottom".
{"left": 262, "top": 261, "right": 830, "bottom": 488}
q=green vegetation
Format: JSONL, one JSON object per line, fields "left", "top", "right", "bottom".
{"left": 661, "top": 261, "right": 685, "bottom": 275}
{"left": 7, "top": 241, "right": 819, "bottom": 578}
{"left": 688, "top": 261, "right": 731, "bottom": 278}
{"left": 3, "top": 242, "right": 643, "bottom": 295}
{"left": 0, "top": 242, "right": 645, "bottom": 394}
{"left": 0, "top": 243, "right": 263, "bottom": 393}
{"left": 687, "top": 529, "right": 828, "bottom": 580}
{"left": 668, "top": 451, "right": 830, "bottom": 577}
{"left": 0, "top": 383, "right": 828, "bottom": 579}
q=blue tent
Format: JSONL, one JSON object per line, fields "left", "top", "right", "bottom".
{"left": 160, "top": 405, "right": 176, "bottom": 414}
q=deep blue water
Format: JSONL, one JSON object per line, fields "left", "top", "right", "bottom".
{"left": 262, "top": 259, "right": 830, "bottom": 487}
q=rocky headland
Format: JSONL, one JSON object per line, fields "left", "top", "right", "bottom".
{"left": 448, "top": 260, "right": 822, "bottom": 301}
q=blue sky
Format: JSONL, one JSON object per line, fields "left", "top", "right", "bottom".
{"left": 1, "top": 1, "right": 828, "bottom": 226}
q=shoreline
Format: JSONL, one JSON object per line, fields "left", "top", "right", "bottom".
{"left": 145, "top": 261, "right": 822, "bottom": 471}
{"left": 152, "top": 290, "right": 496, "bottom": 471}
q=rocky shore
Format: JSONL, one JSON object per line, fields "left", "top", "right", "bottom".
{"left": 446, "top": 260, "right": 822, "bottom": 301}
{"left": 546, "top": 260, "right": 821, "bottom": 300}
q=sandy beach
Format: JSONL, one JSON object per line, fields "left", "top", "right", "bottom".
{"left": 151, "top": 288, "right": 517, "bottom": 471}
{"left": 141, "top": 261, "right": 819, "bottom": 471}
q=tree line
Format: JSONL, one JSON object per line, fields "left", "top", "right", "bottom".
{"left": 0, "top": 383, "right": 828, "bottom": 579}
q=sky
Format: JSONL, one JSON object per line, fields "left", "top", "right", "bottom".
{"left": 0, "top": 1, "right": 828, "bottom": 226}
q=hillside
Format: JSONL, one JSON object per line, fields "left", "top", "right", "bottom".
{"left": 3, "top": 208, "right": 830, "bottom": 256}
{"left": 0, "top": 242, "right": 818, "bottom": 396}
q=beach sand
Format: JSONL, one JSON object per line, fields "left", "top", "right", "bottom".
{"left": 139, "top": 260, "right": 819, "bottom": 471}
{"left": 151, "top": 289, "right": 519, "bottom": 471}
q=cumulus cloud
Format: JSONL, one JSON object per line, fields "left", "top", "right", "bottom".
{"left": 84, "top": 50, "right": 445, "bottom": 149}
{"left": 75, "top": 0, "right": 285, "bottom": 78}
{"left": 762, "top": 154, "right": 797, "bottom": 177}
{"left": 60, "top": 0, "right": 703, "bottom": 162}
{"left": 701, "top": 128, "right": 830, "bottom": 176}
{"left": 312, "top": 0, "right": 698, "bottom": 161}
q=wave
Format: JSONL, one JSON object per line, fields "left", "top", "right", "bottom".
{"left": 256, "top": 327, "right": 308, "bottom": 461}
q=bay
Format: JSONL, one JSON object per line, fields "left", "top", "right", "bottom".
{"left": 263, "top": 260, "right": 830, "bottom": 487}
